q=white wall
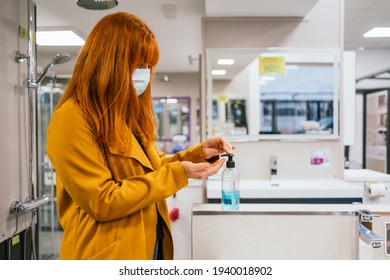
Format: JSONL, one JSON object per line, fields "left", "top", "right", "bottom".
{"left": 356, "top": 49, "right": 390, "bottom": 80}
{"left": 203, "top": 0, "right": 342, "bottom": 49}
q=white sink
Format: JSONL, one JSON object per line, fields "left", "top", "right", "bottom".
{"left": 206, "top": 178, "right": 363, "bottom": 200}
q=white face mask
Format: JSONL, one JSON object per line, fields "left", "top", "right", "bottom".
{"left": 132, "top": 68, "right": 150, "bottom": 96}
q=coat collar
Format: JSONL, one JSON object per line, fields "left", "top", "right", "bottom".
{"left": 106, "top": 133, "right": 156, "bottom": 171}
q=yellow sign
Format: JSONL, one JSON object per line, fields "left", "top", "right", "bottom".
{"left": 11, "top": 234, "right": 20, "bottom": 246}
{"left": 19, "top": 26, "right": 28, "bottom": 40}
{"left": 217, "top": 95, "right": 229, "bottom": 103}
{"left": 259, "top": 57, "right": 285, "bottom": 75}
{"left": 19, "top": 26, "right": 35, "bottom": 42}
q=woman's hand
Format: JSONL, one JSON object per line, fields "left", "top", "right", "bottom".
{"left": 181, "top": 160, "right": 224, "bottom": 180}
{"left": 201, "top": 137, "right": 235, "bottom": 160}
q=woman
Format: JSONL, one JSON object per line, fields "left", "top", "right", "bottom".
{"left": 46, "top": 12, "right": 234, "bottom": 260}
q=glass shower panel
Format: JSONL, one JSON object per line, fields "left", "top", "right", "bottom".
{"left": 37, "top": 75, "right": 65, "bottom": 259}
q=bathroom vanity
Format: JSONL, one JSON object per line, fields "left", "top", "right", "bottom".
{"left": 192, "top": 203, "right": 390, "bottom": 260}
{"left": 206, "top": 178, "right": 363, "bottom": 204}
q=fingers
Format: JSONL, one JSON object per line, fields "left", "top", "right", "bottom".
{"left": 218, "top": 137, "right": 235, "bottom": 154}
{"left": 207, "top": 159, "right": 225, "bottom": 175}
{"left": 202, "top": 137, "right": 236, "bottom": 159}
{"left": 182, "top": 160, "right": 225, "bottom": 180}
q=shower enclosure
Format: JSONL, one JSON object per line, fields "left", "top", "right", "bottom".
{"left": 37, "top": 75, "right": 66, "bottom": 259}
{"left": 0, "top": 0, "right": 70, "bottom": 259}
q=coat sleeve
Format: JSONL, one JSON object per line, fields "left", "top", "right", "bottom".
{"left": 159, "top": 143, "right": 206, "bottom": 165}
{"left": 46, "top": 104, "right": 188, "bottom": 222}
{"left": 158, "top": 142, "right": 220, "bottom": 165}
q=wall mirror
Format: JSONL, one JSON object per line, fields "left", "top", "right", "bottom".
{"left": 206, "top": 47, "right": 340, "bottom": 141}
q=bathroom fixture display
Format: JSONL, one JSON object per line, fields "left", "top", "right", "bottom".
{"left": 30, "top": 53, "right": 71, "bottom": 88}
{"left": 77, "top": 0, "right": 118, "bottom": 10}
{"left": 14, "top": 52, "right": 71, "bottom": 89}
{"left": 192, "top": 203, "right": 389, "bottom": 260}
{"left": 270, "top": 155, "right": 278, "bottom": 180}
{"left": 10, "top": 197, "right": 49, "bottom": 213}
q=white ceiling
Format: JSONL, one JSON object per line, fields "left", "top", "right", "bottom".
{"left": 34, "top": 0, "right": 390, "bottom": 76}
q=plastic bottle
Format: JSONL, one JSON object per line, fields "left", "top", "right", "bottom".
{"left": 221, "top": 154, "right": 240, "bottom": 210}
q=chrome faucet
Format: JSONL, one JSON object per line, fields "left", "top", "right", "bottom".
{"left": 270, "top": 155, "right": 277, "bottom": 180}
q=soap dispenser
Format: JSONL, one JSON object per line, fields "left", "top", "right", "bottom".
{"left": 221, "top": 154, "right": 240, "bottom": 210}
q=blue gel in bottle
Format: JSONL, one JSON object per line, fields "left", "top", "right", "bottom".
{"left": 221, "top": 154, "right": 240, "bottom": 210}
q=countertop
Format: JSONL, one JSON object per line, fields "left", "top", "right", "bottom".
{"left": 193, "top": 202, "right": 390, "bottom": 214}
{"left": 344, "top": 169, "right": 390, "bottom": 182}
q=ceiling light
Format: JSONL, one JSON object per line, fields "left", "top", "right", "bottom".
{"left": 364, "top": 27, "right": 390, "bottom": 38}
{"left": 217, "top": 59, "right": 235, "bottom": 65}
{"left": 167, "top": 98, "right": 178, "bottom": 104}
{"left": 212, "top": 69, "right": 227, "bottom": 76}
{"left": 37, "top": 31, "right": 85, "bottom": 46}
{"left": 163, "top": 75, "right": 170, "bottom": 82}
{"left": 285, "top": 65, "right": 299, "bottom": 69}
{"left": 259, "top": 80, "right": 267, "bottom": 86}
{"left": 260, "top": 76, "right": 276, "bottom": 81}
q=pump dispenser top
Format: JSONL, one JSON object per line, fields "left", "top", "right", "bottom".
{"left": 222, "top": 153, "right": 235, "bottom": 168}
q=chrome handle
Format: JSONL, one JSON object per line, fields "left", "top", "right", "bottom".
{"left": 356, "top": 209, "right": 384, "bottom": 248}
{"left": 357, "top": 209, "right": 379, "bottom": 222}
{"left": 359, "top": 223, "right": 383, "bottom": 248}
{"left": 10, "top": 196, "right": 49, "bottom": 213}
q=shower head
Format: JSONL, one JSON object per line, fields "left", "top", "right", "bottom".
{"left": 52, "top": 52, "right": 71, "bottom": 65}
{"left": 30, "top": 53, "right": 71, "bottom": 88}
{"left": 77, "top": 0, "right": 118, "bottom": 10}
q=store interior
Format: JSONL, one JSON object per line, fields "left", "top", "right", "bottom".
{"left": 1, "top": 0, "right": 390, "bottom": 260}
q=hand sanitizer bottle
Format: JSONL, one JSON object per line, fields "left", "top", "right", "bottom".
{"left": 221, "top": 154, "right": 240, "bottom": 210}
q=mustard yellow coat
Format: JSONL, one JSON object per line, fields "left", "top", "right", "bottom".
{"left": 46, "top": 99, "right": 207, "bottom": 260}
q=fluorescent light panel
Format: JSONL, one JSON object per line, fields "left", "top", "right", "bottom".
{"left": 166, "top": 98, "right": 178, "bottom": 104}
{"left": 37, "top": 30, "right": 85, "bottom": 46}
{"left": 285, "top": 64, "right": 299, "bottom": 69}
{"left": 159, "top": 98, "right": 178, "bottom": 103}
{"left": 364, "top": 27, "right": 390, "bottom": 38}
{"left": 212, "top": 69, "right": 227, "bottom": 76}
{"left": 217, "top": 59, "right": 235, "bottom": 65}
{"left": 260, "top": 76, "right": 275, "bottom": 81}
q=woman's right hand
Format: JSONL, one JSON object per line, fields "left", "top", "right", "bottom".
{"left": 181, "top": 160, "right": 224, "bottom": 179}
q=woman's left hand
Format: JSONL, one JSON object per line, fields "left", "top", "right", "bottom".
{"left": 201, "top": 137, "right": 235, "bottom": 160}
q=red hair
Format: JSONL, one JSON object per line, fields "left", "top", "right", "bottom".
{"left": 56, "top": 12, "right": 159, "bottom": 151}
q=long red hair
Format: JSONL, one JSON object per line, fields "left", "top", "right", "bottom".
{"left": 56, "top": 12, "right": 159, "bottom": 150}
